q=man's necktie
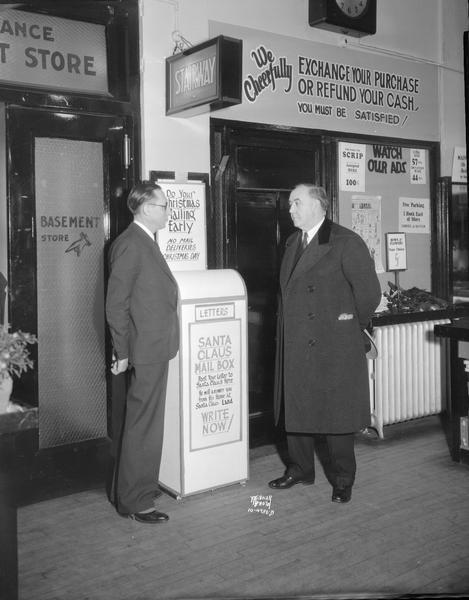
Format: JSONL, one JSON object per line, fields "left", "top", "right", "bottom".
{"left": 293, "top": 231, "right": 308, "bottom": 267}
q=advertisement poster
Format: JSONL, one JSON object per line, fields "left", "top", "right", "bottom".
{"left": 157, "top": 181, "right": 207, "bottom": 271}
{"left": 189, "top": 312, "right": 242, "bottom": 451}
{"left": 452, "top": 146, "right": 467, "bottom": 184}
{"left": 339, "top": 142, "right": 366, "bottom": 192}
{"left": 399, "top": 197, "right": 430, "bottom": 233}
{"left": 385, "top": 232, "right": 407, "bottom": 271}
{"left": 351, "top": 195, "right": 383, "bottom": 273}
{"left": 410, "top": 148, "right": 427, "bottom": 184}
{"left": 35, "top": 138, "right": 107, "bottom": 446}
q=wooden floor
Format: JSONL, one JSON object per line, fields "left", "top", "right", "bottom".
{"left": 18, "top": 416, "right": 469, "bottom": 600}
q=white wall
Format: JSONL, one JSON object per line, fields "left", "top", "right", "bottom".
{"left": 0, "top": 103, "right": 6, "bottom": 325}
{"left": 439, "top": 1, "right": 467, "bottom": 176}
{"left": 140, "top": 0, "right": 467, "bottom": 181}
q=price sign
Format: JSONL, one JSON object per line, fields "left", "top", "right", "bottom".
{"left": 410, "top": 149, "right": 426, "bottom": 184}
{"left": 339, "top": 142, "right": 366, "bottom": 192}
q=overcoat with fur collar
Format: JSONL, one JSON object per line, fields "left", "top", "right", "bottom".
{"left": 273, "top": 218, "right": 381, "bottom": 434}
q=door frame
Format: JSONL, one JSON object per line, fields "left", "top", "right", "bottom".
{"left": 6, "top": 106, "right": 134, "bottom": 410}
{"left": 209, "top": 119, "right": 334, "bottom": 269}
{"left": 210, "top": 119, "right": 329, "bottom": 443}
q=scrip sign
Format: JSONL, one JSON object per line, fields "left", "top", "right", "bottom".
{"left": 166, "top": 35, "right": 242, "bottom": 116}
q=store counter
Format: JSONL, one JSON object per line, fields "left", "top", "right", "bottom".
{"left": 0, "top": 406, "right": 38, "bottom": 600}
{"left": 434, "top": 318, "right": 469, "bottom": 464}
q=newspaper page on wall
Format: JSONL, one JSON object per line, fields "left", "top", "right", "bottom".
{"left": 351, "top": 194, "right": 384, "bottom": 273}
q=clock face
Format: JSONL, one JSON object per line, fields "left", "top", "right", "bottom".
{"left": 335, "top": 0, "right": 369, "bottom": 18}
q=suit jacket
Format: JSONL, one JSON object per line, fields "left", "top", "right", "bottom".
{"left": 273, "top": 218, "right": 381, "bottom": 434}
{"left": 106, "top": 222, "right": 179, "bottom": 365}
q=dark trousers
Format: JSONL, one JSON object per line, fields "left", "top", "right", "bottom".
{"left": 111, "top": 362, "right": 169, "bottom": 514}
{"left": 286, "top": 432, "right": 356, "bottom": 489}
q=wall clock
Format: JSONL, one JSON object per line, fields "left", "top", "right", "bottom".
{"left": 308, "top": 0, "right": 376, "bottom": 37}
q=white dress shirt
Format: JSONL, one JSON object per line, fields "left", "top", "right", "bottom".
{"left": 134, "top": 220, "right": 155, "bottom": 240}
{"left": 304, "top": 217, "right": 325, "bottom": 246}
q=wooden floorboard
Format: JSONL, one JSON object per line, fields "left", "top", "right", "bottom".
{"left": 17, "top": 416, "right": 469, "bottom": 600}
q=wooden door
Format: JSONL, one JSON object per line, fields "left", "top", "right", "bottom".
{"left": 211, "top": 122, "right": 323, "bottom": 442}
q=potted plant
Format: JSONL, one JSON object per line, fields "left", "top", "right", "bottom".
{"left": 0, "top": 324, "right": 37, "bottom": 414}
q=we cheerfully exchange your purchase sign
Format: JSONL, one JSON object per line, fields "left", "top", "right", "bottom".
{"left": 209, "top": 22, "right": 439, "bottom": 141}
{"left": 0, "top": 8, "right": 108, "bottom": 94}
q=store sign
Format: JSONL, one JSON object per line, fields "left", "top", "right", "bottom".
{"left": 0, "top": 8, "right": 108, "bottom": 94}
{"left": 166, "top": 35, "right": 242, "bottom": 116}
{"left": 209, "top": 22, "right": 439, "bottom": 140}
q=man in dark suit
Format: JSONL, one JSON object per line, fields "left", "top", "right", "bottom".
{"left": 269, "top": 184, "right": 381, "bottom": 503}
{"left": 106, "top": 181, "right": 179, "bottom": 523}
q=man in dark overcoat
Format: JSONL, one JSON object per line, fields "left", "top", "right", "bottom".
{"left": 269, "top": 184, "right": 381, "bottom": 503}
{"left": 106, "top": 181, "right": 179, "bottom": 523}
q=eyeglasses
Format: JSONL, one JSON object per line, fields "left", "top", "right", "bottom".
{"left": 146, "top": 202, "right": 168, "bottom": 210}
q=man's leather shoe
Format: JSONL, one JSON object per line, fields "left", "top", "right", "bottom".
{"left": 130, "top": 510, "right": 169, "bottom": 524}
{"left": 268, "top": 474, "right": 314, "bottom": 489}
{"left": 331, "top": 486, "right": 352, "bottom": 503}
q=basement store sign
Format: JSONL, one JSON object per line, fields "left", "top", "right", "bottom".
{"left": 0, "top": 8, "right": 107, "bottom": 94}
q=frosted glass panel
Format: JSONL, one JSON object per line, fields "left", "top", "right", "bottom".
{"left": 35, "top": 137, "right": 107, "bottom": 448}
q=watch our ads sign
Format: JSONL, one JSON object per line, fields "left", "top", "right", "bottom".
{"left": 189, "top": 306, "right": 242, "bottom": 451}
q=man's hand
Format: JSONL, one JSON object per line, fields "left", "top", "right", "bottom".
{"left": 111, "top": 354, "right": 129, "bottom": 375}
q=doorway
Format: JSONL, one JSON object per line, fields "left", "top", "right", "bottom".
{"left": 6, "top": 106, "right": 131, "bottom": 448}
{"left": 210, "top": 120, "right": 325, "bottom": 443}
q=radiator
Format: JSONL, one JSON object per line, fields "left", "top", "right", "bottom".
{"left": 369, "top": 318, "right": 450, "bottom": 438}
